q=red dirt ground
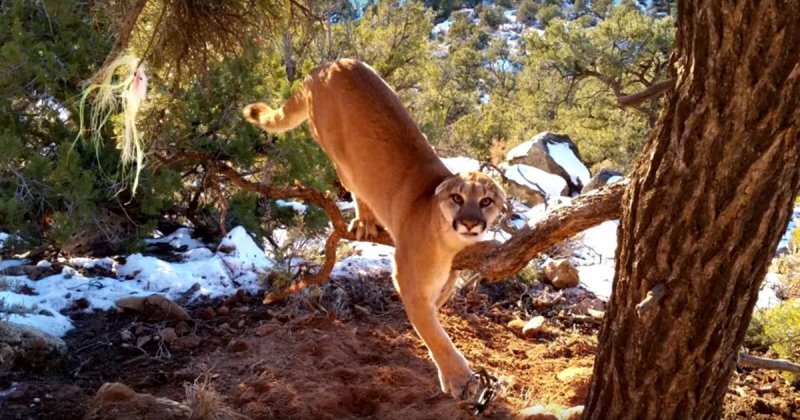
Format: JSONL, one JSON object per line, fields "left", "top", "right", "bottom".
{"left": 1, "top": 277, "right": 798, "bottom": 419}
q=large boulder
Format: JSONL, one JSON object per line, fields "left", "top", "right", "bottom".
{"left": 581, "top": 168, "right": 623, "bottom": 193}
{"left": 0, "top": 321, "right": 68, "bottom": 371}
{"left": 503, "top": 164, "right": 569, "bottom": 206}
{"left": 506, "top": 132, "right": 591, "bottom": 195}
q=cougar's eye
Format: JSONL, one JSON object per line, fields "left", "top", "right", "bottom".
{"left": 450, "top": 194, "right": 464, "bottom": 205}
{"left": 479, "top": 197, "right": 494, "bottom": 207}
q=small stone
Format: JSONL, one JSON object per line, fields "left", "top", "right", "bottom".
{"left": 237, "top": 319, "right": 245, "bottom": 328}
{"left": 120, "top": 329, "right": 134, "bottom": 342}
{"left": 542, "top": 259, "right": 580, "bottom": 289}
{"left": 158, "top": 328, "right": 177, "bottom": 343}
{"left": 507, "top": 319, "right": 527, "bottom": 332}
{"left": 217, "top": 306, "right": 230, "bottom": 316}
{"left": 33, "top": 397, "right": 40, "bottom": 403}
{"left": 522, "top": 316, "right": 547, "bottom": 337}
{"left": 114, "top": 295, "right": 191, "bottom": 322}
{"left": 227, "top": 339, "right": 249, "bottom": 353}
{"left": 217, "top": 244, "right": 235, "bottom": 254}
{"left": 174, "top": 322, "right": 191, "bottom": 336}
{"left": 199, "top": 307, "right": 216, "bottom": 320}
{"left": 173, "top": 335, "right": 202, "bottom": 350}
{"left": 73, "top": 298, "right": 90, "bottom": 310}
{"left": 224, "top": 289, "right": 249, "bottom": 306}
{"left": 255, "top": 323, "right": 280, "bottom": 337}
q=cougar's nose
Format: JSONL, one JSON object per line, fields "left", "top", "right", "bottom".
{"left": 460, "top": 218, "right": 481, "bottom": 230}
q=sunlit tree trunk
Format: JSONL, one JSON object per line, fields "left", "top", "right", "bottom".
{"left": 585, "top": 1, "right": 800, "bottom": 418}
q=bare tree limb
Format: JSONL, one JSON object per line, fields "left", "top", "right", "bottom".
{"left": 157, "top": 152, "right": 626, "bottom": 301}
{"left": 452, "top": 181, "right": 626, "bottom": 280}
{"left": 617, "top": 78, "right": 676, "bottom": 108}
{"left": 738, "top": 352, "right": 800, "bottom": 375}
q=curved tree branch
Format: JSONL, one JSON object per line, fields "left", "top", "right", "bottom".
{"left": 157, "top": 152, "right": 626, "bottom": 301}
{"left": 617, "top": 78, "right": 676, "bottom": 108}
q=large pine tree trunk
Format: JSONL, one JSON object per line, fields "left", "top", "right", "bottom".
{"left": 584, "top": 2, "right": 800, "bottom": 418}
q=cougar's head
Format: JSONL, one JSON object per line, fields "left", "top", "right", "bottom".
{"left": 436, "top": 172, "right": 506, "bottom": 243}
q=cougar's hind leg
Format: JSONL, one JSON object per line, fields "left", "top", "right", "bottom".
{"left": 435, "top": 271, "right": 459, "bottom": 310}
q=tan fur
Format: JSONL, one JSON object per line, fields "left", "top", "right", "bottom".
{"left": 243, "top": 59, "right": 506, "bottom": 397}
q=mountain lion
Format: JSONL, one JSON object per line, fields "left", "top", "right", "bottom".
{"left": 242, "top": 59, "right": 506, "bottom": 398}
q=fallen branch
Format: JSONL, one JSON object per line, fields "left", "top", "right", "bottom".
{"left": 738, "top": 352, "right": 800, "bottom": 375}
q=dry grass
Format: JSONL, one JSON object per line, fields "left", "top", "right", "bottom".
{"left": 184, "top": 367, "right": 248, "bottom": 420}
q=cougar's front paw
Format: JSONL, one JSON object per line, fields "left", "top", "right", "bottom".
{"left": 437, "top": 357, "right": 473, "bottom": 398}
{"left": 348, "top": 217, "right": 381, "bottom": 241}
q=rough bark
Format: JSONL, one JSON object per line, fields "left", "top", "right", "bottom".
{"left": 584, "top": 2, "right": 800, "bottom": 419}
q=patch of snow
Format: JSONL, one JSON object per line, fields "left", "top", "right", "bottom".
{"left": 350, "top": 242, "right": 394, "bottom": 259}
{"left": 0, "top": 273, "right": 145, "bottom": 337}
{"left": 524, "top": 27, "right": 545, "bottom": 37}
{"left": 546, "top": 141, "right": 591, "bottom": 187}
{"left": 1, "top": 226, "right": 277, "bottom": 337}
{"left": 505, "top": 164, "right": 567, "bottom": 199}
{"left": 180, "top": 247, "right": 214, "bottom": 262}
{"left": 504, "top": 9, "right": 517, "bottom": 23}
{"left": 757, "top": 272, "right": 782, "bottom": 309}
{"left": 606, "top": 175, "right": 623, "bottom": 184}
{"left": 506, "top": 140, "right": 534, "bottom": 161}
{"left": 441, "top": 156, "right": 481, "bottom": 174}
{"left": 332, "top": 241, "right": 394, "bottom": 280}
{"left": 337, "top": 200, "right": 356, "bottom": 211}
{"left": 432, "top": 19, "right": 454, "bottom": 36}
{"left": 576, "top": 264, "right": 615, "bottom": 300}
{"left": 216, "top": 226, "right": 273, "bottom": 280}
{"left": 0, "top": 232, "right": 9, "bottom": 249}
{"left": 575, "top": 221, "right": 619, "bottom": 264}
{"left": 145, "top": 227, "right": 205, "bottom": 250}
{"left": 67, "top": 257, "right": 117, "bottom": 271}
{"left": 275, "top": 199, "right": 308, "bottom": 214}
{"left": 332, "top": 255, "right": 393, "bottom": 280}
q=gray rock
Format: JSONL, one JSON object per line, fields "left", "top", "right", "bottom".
{"left": 0, "top": 322, "right": 68, "bottom": 371}
{"left": 581, "top": 168, "right": 623, "bottom": 193}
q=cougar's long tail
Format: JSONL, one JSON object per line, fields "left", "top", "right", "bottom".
{"left": 242, "top": 91, "right": 308, "bottom": 133}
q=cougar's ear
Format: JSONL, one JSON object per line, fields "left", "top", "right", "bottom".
{"left": 435, "top": 175, "right": 461, "bottom": 196}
